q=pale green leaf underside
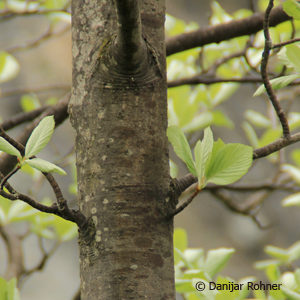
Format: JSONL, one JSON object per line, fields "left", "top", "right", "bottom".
{"left": 285, "top": 44, "right": 300, "bottom": 73}
{"left": 201, "top": 127, "right": 214, "bottom": 170}
{"left": 167, "top": 126, "right": 196, "bottom": 175}
{"left": 283, "top": 0, "right": 300, "bottom": 20}
{"left": 25, "top": 158, "right": 66, "bottom": 175}
{"left": 194, "top": 127, "right": 214, "bottom": 187}
{"left": 0, "top": 137, "right": 21, "bottom": 158}
{"left": 282, "top": 193, "right": 300, "bottom": 207}
{"left": 254, "top": 74, "right": 299, "bottom": 96}
{"left": 205, "top": 248, "right": 235, "bottom": 278}
{"left": 194, "top": 140, "right": 203, "bottom": 181}
{"left": 206, "top": 143, "right": 253, "bottom": 185}
{"left": 25, "top": 116, "right": 55, "bottom": 158}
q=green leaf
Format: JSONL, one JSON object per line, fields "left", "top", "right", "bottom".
{"left": 289, "top": 242, "right": 300, "bottom": 262}
{"left": 20, "top": 94, "right": 40, "bottom": 112}
{"left": 25, "top": 116, "right": 55, "bottom": 158}
{"left": 174, "top": 228, "right": 188, "bottom": 252}
{"left": 167, "top": 126, "right": 196, "bottom": 174}
{"left": 265, "top": 245, "right": 290, "bottom": 262}
{"left": 282, "top": 193, "right": 300, "bottom": 207}
{"left": 204, "top": 248, "right": 235, "bottom": 277}
{"left": 194, "top": 141, "right": 203, "bottom": 185}
{"left": 212, "top": 110, "right": 234, "bottom": 128}
{"left": 206, "top": 143, "right": 253, "bottom": 185}
{"left": 52, "top": 216, "right": 78, "bottom": 241}
{"left": 292, "top": 149, "right": 300, "bottom": 166}
{"left": 47, "top": 12, "right": 71, "bottom": 24}
{"left": 201, "top": 127, "right": 214, "bottom": 170}
{"left": 245, "top": 109, "right": 271, "bottom": 128}
{"left": 253, "top": 74, "right": 299, "bottom": 96}
{"left": 169, "top": 160, "right": 178, "bottom": 178}
{"left": 242, "top": 122, "right": 259, "bottom": 148}
{"left": 25, "top": 158, "right": 66, "bottom": 175}
{"left": 283, "top": 0, "right": 300, "bottom": 20}
{"left": 194, "top": 127, "right": 214, "bottom": 188}
{"left": 286, "top": 44, "right": 300, "bottom": 73}
{"left": 182, "top": 112, "right": 213, "bottom": 133}
{"left": 0, "top": 51, "right": 20, "bottom": 83}
{"left": 6, "top": 277, "right": 19, "bottom": 300}
{"left": 0, "top": 137, "right": 21, "bottom": 158}
{"left": 281, "top": 164, "right": 300, "bottom": 184}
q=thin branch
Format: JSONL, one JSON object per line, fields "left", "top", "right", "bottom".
{"left": 23, "top": 239, "right": 60, "bottom": 277}
{"left": 0, "top": 189, "right": 59, "bottom": 214}
{"left": 169, "top": 188, "right": 200, "bottom": 218}
{"left": 205, "top": 183, "right": 300, "bottom": 193}
{"left": 0, "top": 128, "right": 76, "bottom": 221}
{"left": 168, "top": 76, "right": 264, "bottom": 88}
{"left": 0, "top": 85, "right": 70, "bottom": 98}
{"left": 261, "top": 0, "right": 290, "bottom": 138}
{"left": 113, "top": 0, "right": 146, "bottom": 70}
{"left": 0, "top": 165, "right": 20, "bottom": 190}
{"left": 0, "top": 8, "right": 69, "bottom": 17}
{"left": 210, "top": 190, "right": 268, "bottom": 229}
{"left": 272, "top": 38, "right": 300, "bottom": 49}
{"left": 166, "top": 6, "right": 290, "bottom": 56}
{"left": 0, "top": 106, "right": 49, "bottom": 131}
{"left": 0, "top": 226, "right": 24, "bottom": 279}
{"left": 174, "top": 173, "right": 300, "bottom": 198}
{"left": 7, "top": 24, "right": 70, "bottom": 54}
{"left": 0, "top": 93, "right": 70, "bottom": 176}
{"left": 253, "top": 132, "right": 300, "bottom": 159}
{"left": 73, "top": 289, "right": 81, "bottom": 300}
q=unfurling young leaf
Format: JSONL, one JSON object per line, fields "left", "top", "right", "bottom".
{"left": 253, "top": 74, "right": 299, "bottom": 97}
{"left": 167, "top": 126, "right": 196, "bottom": 174}
{"left": 25, "top": 116, "right": 55, "bottom": 158}
{"left": 25, "top": 158, "right": 66, "bottom": 175}
{"left": 205, "top": 143, "right": 253, "bottom": 185}
{"left": 194, "top": 127, "right": 214, "bottom": 188}
{"left": 168, "top": 126, "right": 253, "bottom": 187}
{"left": 283, "top": 0, "right": 300, "bottom": 21}
{"left": 0, "top": 137, "right": 21, "bottom": 158}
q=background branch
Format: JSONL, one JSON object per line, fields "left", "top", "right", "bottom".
{"left": 166, "top": 6, "right": 290, "bottom": 56}
{"left": 0, "top": 93, "right": 70, "bottom": 176}
{"left": 261, "top": 0, "right": 290, "bottom": 137}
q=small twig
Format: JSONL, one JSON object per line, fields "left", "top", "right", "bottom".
{"left": 272, "top": 38, "right": 300, "bottom": 49}
{"left": 0, "top": 109, "right": 86, "bottom": 227}
{"left": 0, "top": 85, "right": 70, "bottom": 98}
{"left": 168, "top": 76, "right": 264, "bottom": 88}
{"left": 174, "top": 172, "right": 300, "bottom": 198}
{"left": 0, "top": 93, "right": 70, "bottom": 176}
{"left": 0, "top": 165, "right": 20, "bottom": 190}
{"left": 170, "top": 188, "right": 200, "bottom": 218}
{"left": 210, "top": 190, "right": 268, "bottom": 229}
{"left": 0, "top": 8, "right": 69, "bottom": 17}
{"left": 0, "top": 226, "right": 24, "bottom": 279}
{"left": 0, "top": 126, "right": 25, "bottom": 156}
{"left": 1, "top": 106, "right": 49, "bottom": 131}
{"left": 166, "top": 6, "right": 291, "bottom": 56}
{"left": 261, "top": 0, "right": 290, "bottom": 138}
{"left": 73, "top": 289, "right": 81, "bottom": 300}
{"left": 253, "top": 132, "right": 300, "bottom": 159}
{"left": 205, "top": 183, "right": 299, "bottom": 193}
{"left": 23, "top": 240, "right": 60, "bottom": 277}
{"left": 7, "top": 24, "right": 70, "bottom": 53}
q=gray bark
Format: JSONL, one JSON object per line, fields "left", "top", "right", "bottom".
{"left": 69, "top": 0, "right": 175, "bottom": 299}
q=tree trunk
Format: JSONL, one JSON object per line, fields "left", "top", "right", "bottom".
{"left": 69, "top": 1, "right": 175, "bottom": 299}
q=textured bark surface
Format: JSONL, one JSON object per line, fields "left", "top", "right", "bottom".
{"left": 69, "top": 1, "right": 175, "bottom": 299}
